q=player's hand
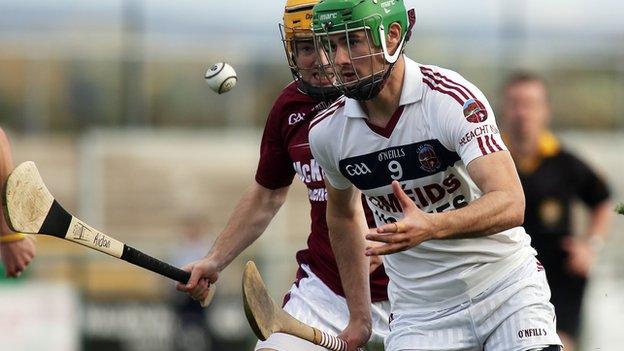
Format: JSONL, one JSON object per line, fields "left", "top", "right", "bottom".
{"left": 175, "top": 257, "right": 219, "bottom": 302}
{"left": 337, "top": 318, "right": 371, "bottom": 351}
{"left": 562, "top": 238, "right": 595, "bottom": 277}
{"left": 365, "top": 181, "right": 437, "bottom": 256}
{"left": 0, "top": 235, "right": 36, "bottom": 278}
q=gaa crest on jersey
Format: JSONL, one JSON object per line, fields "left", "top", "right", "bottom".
{"left": 463, "top": 98, "right": 488, "bottom": 123}
{"left": 417, "top": 144, "right": 440, "bottom": 172}
{"left": 345, "top": 162, "right": 372, "bottom": 176}
{"left": 288, "top": 112, "right": 306, "bottom": 125}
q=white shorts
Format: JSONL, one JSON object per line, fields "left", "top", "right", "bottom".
{"left": 386, "top": 257, "right": 562, "bottom": 351}
{"left": 255, "top": 264, "right": 390, "bottom": 351}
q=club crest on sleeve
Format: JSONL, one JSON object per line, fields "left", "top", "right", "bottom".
{"left": 417, "top": 144, "right": 440, "bottom": 172}
{"left": 463, "top": 98, "right": 488, "bottom": 123}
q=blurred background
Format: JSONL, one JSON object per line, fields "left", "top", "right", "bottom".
{"left": 0, "top": 0, "right": 623, "bottom": 350}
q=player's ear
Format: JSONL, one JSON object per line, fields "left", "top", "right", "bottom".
{"left": 386, "top": 23, "right": 402, "bottom": 54}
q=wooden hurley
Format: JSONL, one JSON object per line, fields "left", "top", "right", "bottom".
{"left": 3, "top": 161, "right": 214, "bottom": 306}
{"left": 242, "top": 260, "right": 349, "bottom": 351}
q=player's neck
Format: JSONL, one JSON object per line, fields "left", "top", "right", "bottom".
{"left": 362, "top": 56, "right": 405, "bottom": 128}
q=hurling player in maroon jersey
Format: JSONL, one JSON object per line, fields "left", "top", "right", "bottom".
{"left": 176, "top": 1, "right": 390, "bottom": 350}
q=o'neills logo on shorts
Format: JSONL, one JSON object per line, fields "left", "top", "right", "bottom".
{"left": 463, "top": 98, "right": 488, "bottom": 123}
{"left": 517, "top": 328, "right": 548, "bottom": 339}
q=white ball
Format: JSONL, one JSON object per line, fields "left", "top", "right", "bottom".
{"left": 204, "top": 62, "right": 237, "bottom": 94}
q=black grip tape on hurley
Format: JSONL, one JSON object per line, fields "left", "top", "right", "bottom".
{"left": 121, "top": 245, "right": 191, "bottom": 284}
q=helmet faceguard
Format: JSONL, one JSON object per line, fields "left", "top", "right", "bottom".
{"left": 312, "top": 0, "right": 411, "bottom": 101}
{"left": 281, "top": 0, "right": 341, "bottom": 101}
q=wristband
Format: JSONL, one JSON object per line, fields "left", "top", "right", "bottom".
{"left": 0, "top": 233, "right": 27, "bottom": 243}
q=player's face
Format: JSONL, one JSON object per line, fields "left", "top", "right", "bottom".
{"left": 503, "top": 81, "right": 550, "bottom": 140}
{"left": 319, "top": 29, "right": 385, "bottom": 85}
{"left": 293, "top": 38, "right": 334, "bottom": 87}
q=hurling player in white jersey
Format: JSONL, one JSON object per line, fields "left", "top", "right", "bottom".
{"left": 308, "top": 1, "right": 563, "bottom": 350}
{"left": 176, "top": 1, "right": 392, "bottom": 350}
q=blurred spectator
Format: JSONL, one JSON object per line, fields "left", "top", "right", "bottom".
{"left": 169, "top": 216, "right": 214, "bottom": 351}
{"left": 169, "top": 216, "right": 252, "bottom": 350}
{"left": 0, "top": 127, "right": 36, "bottom": 278}
{"left": 501, "top": 72, "right": 614, "bottom": 351}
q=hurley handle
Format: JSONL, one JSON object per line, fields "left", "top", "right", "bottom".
{"left": 121, "top": 245, "right": 214, "bottom": 307}
{"left": 316, "top": 329, "right": 348, "bottom": 351}
{"left": 121, "top": 245, "right": 190, "bottom": 283}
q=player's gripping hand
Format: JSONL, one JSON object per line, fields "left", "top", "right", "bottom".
{"left": 337, "top": 317, "right": 371, "bottom": 351}
{"left": 175, "top": 257, "right": 219, "bottom": 302}
{"left": 0, "top": 235, "right": 36, "bottom": 277}
{"left": 365, "top": 181, "right": 437, "bottom": 256}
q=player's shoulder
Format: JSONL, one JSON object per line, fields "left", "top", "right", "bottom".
{"left": 265, "top": 81, "right": 317, "bottom": 124}
{"left": 273, "top": 81, "right": 312, "bottom": 108}
{"left": 418, "top": 63, "right": 486, "bottom": 108}
{"left": 308, "top": 96, "right": 347, "bottom": 146}
{"left": 551, "top": 147, "right": 593, "bottom": 171}
{"left": 309, "top": 95, "right": 347, "bottom": 132}
{"left": 419, "top": 64, "right": 476, "bottom": 90}
{"left": 418, "top": 63, "right": 494, "bottom": 129}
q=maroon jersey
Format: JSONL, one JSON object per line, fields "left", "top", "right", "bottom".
{"left": 255, "top": 82, "right": 389, "bottom": 302}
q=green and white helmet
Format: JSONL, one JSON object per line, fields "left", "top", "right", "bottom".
{"left": 312, "top": 0, "right": 410, "bottom": 100}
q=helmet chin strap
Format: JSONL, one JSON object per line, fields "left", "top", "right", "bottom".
{"left": 379, "top": 24, "right": 406, "bottom": 64}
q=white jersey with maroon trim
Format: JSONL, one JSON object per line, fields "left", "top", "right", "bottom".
{"left": 309, "top": 57, "right": 536, "bottom": 312}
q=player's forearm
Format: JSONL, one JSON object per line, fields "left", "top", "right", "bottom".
{"left": 0, "top": 128, "right": 15, "bottom": 236}
{"left": 206, "top": 182, "right": 288, "bottom": 271}
{"left": 585, "top": 200, "right": 613, "bottom": 241}
{"left": 432, "top": 189, "right": 524, "bottom": 240}
{"left": 326, "top": 204, "right": 372, "bottom": 325}
{"left": 0, "top": 207, "right": 11, "bottom": 235}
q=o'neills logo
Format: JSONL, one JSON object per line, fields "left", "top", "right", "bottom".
{"left": 517, "top": 328, "right": 547, "bottom": 339}
{"left": 463, "top": 98, "right": 488, "bottom": 123}
{"left": 417, "top": 144, "right": 440, "bottom": 172}
{"left": 377, "top": 148, "right": 406, "bottom": 162}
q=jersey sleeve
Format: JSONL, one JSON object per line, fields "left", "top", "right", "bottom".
{"left": 309, "top": 120, "right": 352, "bottom": 190}
{"left": 254, "top": 102, "right": 296, "bottom": 189}
{"left": 567, "top": 153, "right": 611, "bottom": 207}
{"left": 427, "top": 72, "right": 506, "bottom": 166}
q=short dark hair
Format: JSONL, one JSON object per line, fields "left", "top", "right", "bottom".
{"left": 503, "top": 71, "right": 548, "bottom": 91}
{"left": 503, "top": 71, "right": 551, "bottom": 103}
